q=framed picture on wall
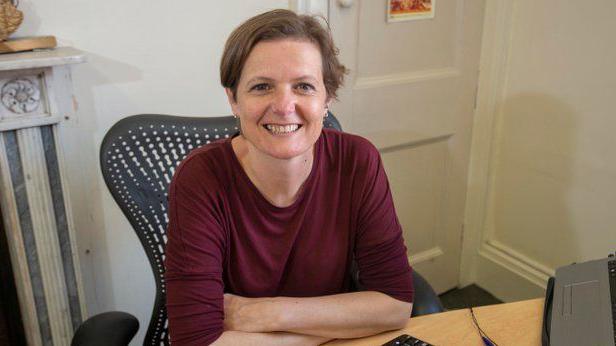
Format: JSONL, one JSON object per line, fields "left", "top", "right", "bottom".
{"left": 387, "top": 0, "right": 435, "bottom": 22}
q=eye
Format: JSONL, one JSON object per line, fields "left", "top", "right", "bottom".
{"left": 296, "top": 82, "right": 316, "bottom": 93}
{"left": 250, "top": 83, "right": 271, "bottom": 92}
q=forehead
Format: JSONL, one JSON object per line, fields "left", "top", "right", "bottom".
{"left": 240, "top": 39, "right": 323, "bottom": 81}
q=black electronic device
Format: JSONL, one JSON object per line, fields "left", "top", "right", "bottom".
{"left": 381, "top": 333, "right": 433, "bottom": 346}
{"left": 542, "top": 253, "right": 616, "bottom": 346}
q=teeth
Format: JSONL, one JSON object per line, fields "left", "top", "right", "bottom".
{"left": 265, "top": 124, "right": 300, "bottom": 134}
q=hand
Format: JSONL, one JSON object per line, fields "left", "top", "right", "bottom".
{"left": 223, "top": 293, "right": 275, "bottom": 332}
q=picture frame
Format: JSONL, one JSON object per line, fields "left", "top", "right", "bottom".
{"left": 387, "top": 0, "right": 435, "bottom": 22}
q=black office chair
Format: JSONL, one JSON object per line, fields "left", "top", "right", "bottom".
{"left": 74, "top": 113, "right": 443, "bottom": 345}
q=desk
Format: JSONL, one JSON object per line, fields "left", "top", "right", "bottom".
{"left": 325, "top": 298, "right": 544, "bottom": 346}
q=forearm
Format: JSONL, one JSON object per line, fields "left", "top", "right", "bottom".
{"left": 277, "top": 291, "right": 411, "bottom": 338}
{"left": 231, "top": 291, "right": 412, "bottom": 339}
{"left": 211, "top": 330, "right": 330, "bottom": 346}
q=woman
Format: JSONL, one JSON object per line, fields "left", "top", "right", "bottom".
{"left": 165, "top": 9, "right": 414, "bottom": 345}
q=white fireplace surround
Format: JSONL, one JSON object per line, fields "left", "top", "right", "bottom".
{"left": 0, "top": 47, "right": 86, "bottom": 346}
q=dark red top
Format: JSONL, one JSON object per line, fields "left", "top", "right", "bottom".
{"left": 165, "top": 129, "right": 414, "bottom": 345}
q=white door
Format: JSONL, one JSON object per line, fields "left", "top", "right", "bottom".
{"left": 324, "top": 0, "right": 485, "bottom": 293}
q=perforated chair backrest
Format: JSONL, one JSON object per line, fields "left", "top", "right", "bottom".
{"left": 99, "top": 113, "right": 342, "bottom": 345}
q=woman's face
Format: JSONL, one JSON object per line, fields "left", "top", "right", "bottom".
{"left": 226, "top": 39, "right": 329, "bottom": 161}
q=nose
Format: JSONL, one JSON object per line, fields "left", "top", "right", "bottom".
{"left": 271, "top": 87, "right": 296, "bottom": 116}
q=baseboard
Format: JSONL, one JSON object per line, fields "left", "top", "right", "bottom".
{"left": 475, "top": 241, "right": 551, "bottom": 302}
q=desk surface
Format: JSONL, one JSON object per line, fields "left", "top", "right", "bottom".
{"left": 325, "top": 298, "right": 545, "bottom": 346}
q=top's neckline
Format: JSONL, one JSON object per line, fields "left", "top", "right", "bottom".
{"left": 223, "top": 133, "right": 322, "bottom": 211}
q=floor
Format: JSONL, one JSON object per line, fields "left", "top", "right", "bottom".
{"left": 0, "top": 308, "right": 7, "bottom": 346}
{"left": 438, "top": 284, "right": 502, "bottom": 310}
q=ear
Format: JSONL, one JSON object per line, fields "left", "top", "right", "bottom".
{"left": 325, "top": 98, "right": 333, "bottom": 113}
{"left": 225, "top": 88, "right": 240, "bottom": 116}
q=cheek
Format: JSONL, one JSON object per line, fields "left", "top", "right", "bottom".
{"left": 301, "top": 102, "right": 327, "bottom": 119}
{"left": 305, "top": 115, "right": 324, "bottom": 135}
{"left": 238, "top": 101, "right": 267, "bottom": 121}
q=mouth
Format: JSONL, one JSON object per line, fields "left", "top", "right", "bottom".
{"left": 263, "top": 124, "right": 302, "bottom": 135}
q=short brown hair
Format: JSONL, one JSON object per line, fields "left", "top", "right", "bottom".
{"left": 220, "top": 9, "right": 347, "bottom": 100}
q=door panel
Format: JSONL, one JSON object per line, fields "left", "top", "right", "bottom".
{"left": 329, "top": 0, "right": 485, "bottom": 293}
{"left": 383, "top": 141, "right": 448, "bottom": 254}
{"left": 356, "top": 0, "right": 457, "bottom": 77}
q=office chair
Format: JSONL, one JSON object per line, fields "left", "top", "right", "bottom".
{"left": 74, "top": 113, "right": 444, "bottom": 345}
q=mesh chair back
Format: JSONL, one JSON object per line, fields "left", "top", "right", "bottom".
{"left": 99, "top": 113, "right": 341, "bottom": 345}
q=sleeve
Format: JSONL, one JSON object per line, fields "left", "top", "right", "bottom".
{"left": 353, "top": 140, "right": 414, "bottom": 304}
{"left": 164, "top": 157, "right": 226, "bottom": 345}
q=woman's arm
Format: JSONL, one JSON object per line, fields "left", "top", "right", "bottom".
{"left": 223, "top": 291, "right": 412, "bottom": 339}
{"left": 212, "top": 331, "right": 330, "bottom": 346}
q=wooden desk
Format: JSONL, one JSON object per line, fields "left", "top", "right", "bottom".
{"left": 325, "top": 298, "right": 544, "bottom": 346}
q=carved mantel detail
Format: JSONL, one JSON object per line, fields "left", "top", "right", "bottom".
{"left": 1, "top": 78, "right": 40, "bottom": 114}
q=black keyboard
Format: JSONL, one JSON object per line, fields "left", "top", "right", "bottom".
{"left": 381, "top": 334, "right": 433, "bottom": 346}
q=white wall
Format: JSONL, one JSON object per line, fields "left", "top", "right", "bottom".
{"left": 463, "top": 0, "right": 616, "bottom": 301}
{"left": 14, "top": 1, "right": 288, "bottom": 344}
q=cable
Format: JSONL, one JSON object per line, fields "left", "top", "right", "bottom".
{"left": 469, "top": 307, "right": 499, "bottom": 346}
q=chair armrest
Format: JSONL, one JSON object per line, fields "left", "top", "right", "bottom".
{"left": 411, "top": 271, "right": 445, "bottom": 317}
{"left": 71, "top": 311, "right": 139, "bottom": 346}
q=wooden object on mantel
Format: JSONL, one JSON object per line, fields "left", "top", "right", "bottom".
{"left": 0, "top": 35, "right": 57, "bottom": 54}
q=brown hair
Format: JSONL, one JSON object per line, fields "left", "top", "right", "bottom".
{"left": 220, "top": 9, "right": 347, "bottom": 101}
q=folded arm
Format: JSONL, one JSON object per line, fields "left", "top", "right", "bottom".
{"left": 212, "top": 331, "right": 329, "bottom": 346}
{"left": 223, "top": 291, "right": 412, "bottom": 339}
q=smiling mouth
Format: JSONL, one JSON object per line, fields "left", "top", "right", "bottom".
{"left": 263, "top": 124, "right": 302, "bottom": 135}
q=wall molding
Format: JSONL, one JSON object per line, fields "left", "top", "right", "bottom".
{"left": 475, "top": 245, "right": 547, "bottom": 302}
{"left": 479, "top": 240, "right": 553, "bottom": 288}
{"left": 363, "top": 130, "right": 453, "bottom": 155}
{"left": 409, "top": 246, "right": 444, "bottom": 266}
{"left": 378, "top": 133, "right": 453, "bottom": 154}
{"left": 353, "top": 67, "right": 460, "bottom": 90}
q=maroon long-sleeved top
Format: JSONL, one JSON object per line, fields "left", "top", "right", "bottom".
{"left": 165, "top": 129, "right": 414, "bottom": 345}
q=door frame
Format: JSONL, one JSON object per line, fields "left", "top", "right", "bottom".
{"left": 289, "top": 0, "right": 329, "bottom": 18}
{"left": 459, "top": 0, "right": 551, "bottom": 301}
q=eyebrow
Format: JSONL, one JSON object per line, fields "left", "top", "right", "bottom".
{"left": 244, "top": 75, "right": 319, "bottom": 85}
{"left": 245, "top": 77, "right": 274, "bottom": 85}
{"left": 293, "top": 75, "right": 319, "bottom": 83}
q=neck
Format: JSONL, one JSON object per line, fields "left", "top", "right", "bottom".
{"left": 231, "top": 137, "right": 314, "bottom": 208}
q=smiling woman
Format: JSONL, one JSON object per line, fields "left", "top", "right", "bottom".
{"left": 165, "top": 9, "right": 415, "bottom": 345}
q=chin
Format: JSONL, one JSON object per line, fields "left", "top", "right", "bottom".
{"left": 266, "top": 149, "right": 307, "bottom": 160}
{"left": 261, "top": 142, "right": 313, "bottom": 160}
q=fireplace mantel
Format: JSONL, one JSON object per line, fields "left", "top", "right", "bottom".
{"left": 0, "top": 47, "right": 86, "bottom": 346}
